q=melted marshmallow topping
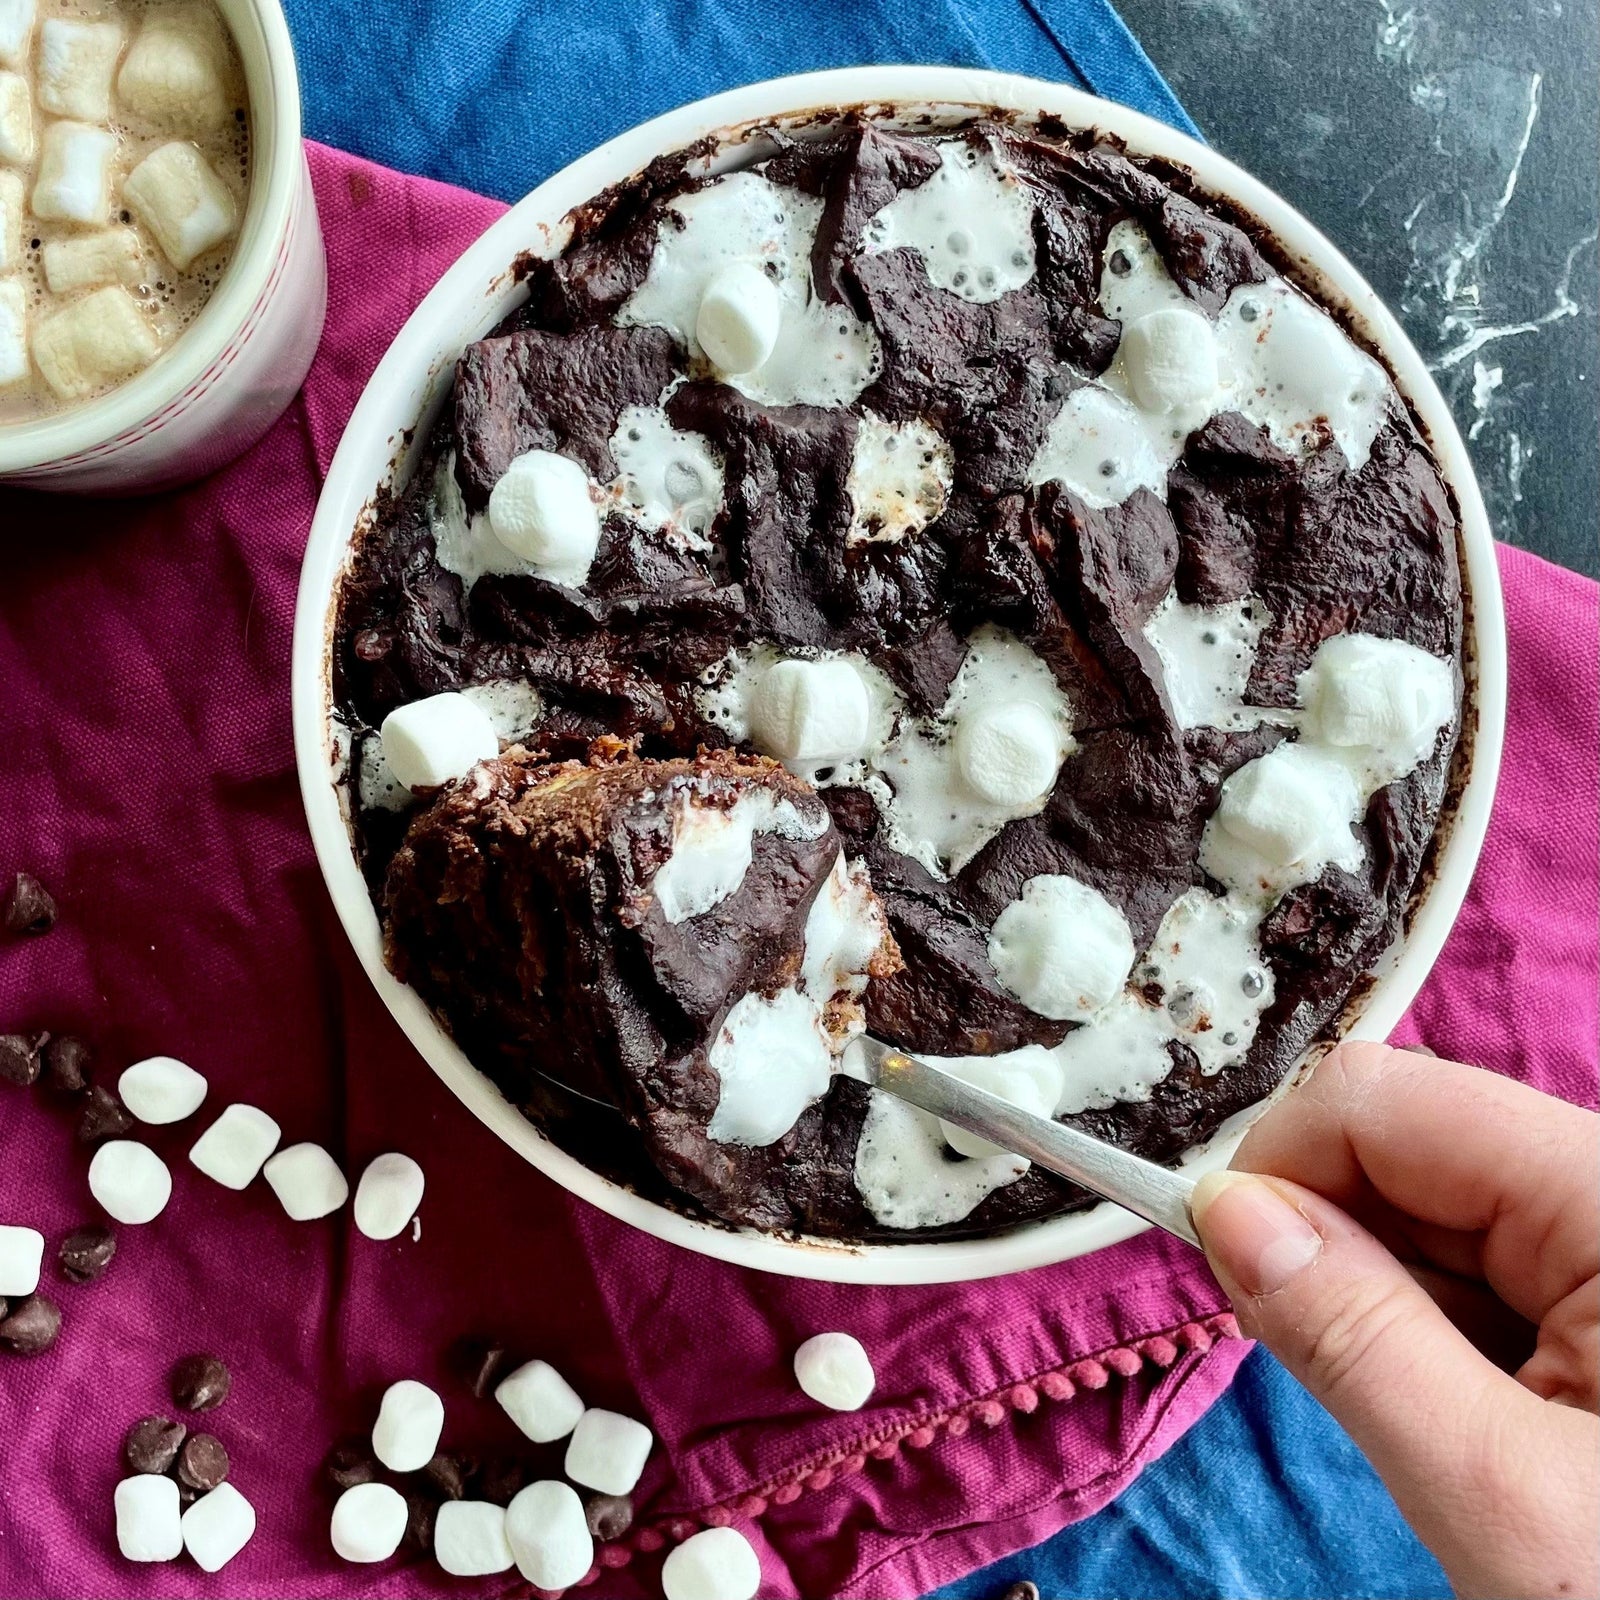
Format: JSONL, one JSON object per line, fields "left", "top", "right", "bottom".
{"left": 1029, "top": 218, "right": 1396, "bottom": 510}
{"left": 650, "top": 784, "right": 823, "bottom": 925}
{"left": 845, "top": 414, "right": 953, "bottom": 546}
{"left": 618, "top": 171, "right": 879, "bottom": 408}
{"left": 1144, "top": 590, "right": 1272, "bottom": 730}
{"left": 861, "top": 139, "right": 1037, "bottom": 304}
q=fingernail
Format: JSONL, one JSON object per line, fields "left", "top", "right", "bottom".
{"left": 1191, "top": 1171, "right": 1323, "bottom": 1296}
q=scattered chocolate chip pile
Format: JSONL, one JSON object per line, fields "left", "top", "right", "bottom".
{"left": 115, "top": 1356, "right": 253, "bottom": 1570}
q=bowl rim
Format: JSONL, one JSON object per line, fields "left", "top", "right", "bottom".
{"left": 0, "top": 0, "right": 304, "bottom": 472}
{"left": 291, "top": 64, "right": 1507, "bottom": 1285}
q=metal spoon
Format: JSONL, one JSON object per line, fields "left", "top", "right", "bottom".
{"left": 852, "top": 1036, "right": 1203, "bottom": 1248}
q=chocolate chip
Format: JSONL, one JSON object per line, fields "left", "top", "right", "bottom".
{"left": 422, "top": 1453, "right": 473, "bottom": 1501}
{"left": 476, "top": 1457, "right": 527, "bottom": 1507}
{"left": 458, "top": 1336, "right": 508, "bottom": 1399}
{"left": 4, "top": 873, "right": 57, "bottom": 936}
{"left": 175, "top": 1432, "right": 229, "bottom": 1492}
{"left": 997, "top": 1584, "right": 1040, "bottom": 1600}
{"left": 170, "top": 1353, "right": 231, "bottom": 1411}
{"left": 324, "top": 1437, "right": 380, "bottom": 1491}
{"left": 177, "top": 1482, "right": 201, "bottom": 1508}
{"left": 58, "top": 1224, "right": 116, "bottom": 1284}
{"left": 0, "top": 1032, "right": 42, "bottom": 1087}
{"left": 42, "top": 1035, "right": 92, "bottom": 1094}
{"left": 77, "top": 1084, "right": 134, "bottom": 1144}
{"left": 124, "top": 1415, "right": 187, "bottom": 1474}
{"left": 0, "top": 1295, "right": 62, "bottom": 1353}
{"left": 584, "top": 1491, "right": 634, "bottom": 1542}
{"left": 404, "top": 1492, "right": 437, "bottom": 1552}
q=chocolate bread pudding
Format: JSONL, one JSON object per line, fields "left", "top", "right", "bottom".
{"left": 331, "top": 113, "right": 1465, "bottom": 1241}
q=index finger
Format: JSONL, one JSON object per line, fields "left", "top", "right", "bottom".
{"left": 1233, "top": 1041, "right": 1600, "bottom": 1326}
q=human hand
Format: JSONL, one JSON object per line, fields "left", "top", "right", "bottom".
{"left": 1190, "top": 1041, "right": 1599, "bottom": 1600}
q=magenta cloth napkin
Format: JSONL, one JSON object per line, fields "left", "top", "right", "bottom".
{"left": 0, "top": 144, "right": 1594, "bottom": 1600}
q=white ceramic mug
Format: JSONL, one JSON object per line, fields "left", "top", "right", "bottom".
{"left": 0, "top": 0, "right": 327, "bottom": 495}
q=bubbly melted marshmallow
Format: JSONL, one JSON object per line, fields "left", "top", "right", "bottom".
{"left": 861, "top": 138, "right": 1037, "bottom": 304}
{"left": 1028, "top": 218, "right": 1397, "bottom": 510}
{"left": 618, "top": 170, "right": 879, "bottom": 408}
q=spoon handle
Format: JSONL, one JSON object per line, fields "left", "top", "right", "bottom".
{"left": 858, "top": 1040, "right": 1203, "bottom": 1248}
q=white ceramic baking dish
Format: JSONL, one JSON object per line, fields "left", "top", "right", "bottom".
{"left": 291, "top": 66, "right": 1506, "bottom": 1284}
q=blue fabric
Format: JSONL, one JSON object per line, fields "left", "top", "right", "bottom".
{"left": 278, "top": 5, "right": 1432, "bottom": 1596}
{"left": 280, "top": 0, "right": 1196, "bottom": 205}
{"left": 934, "top": 1350, "right": 1451, "bottom": 1600}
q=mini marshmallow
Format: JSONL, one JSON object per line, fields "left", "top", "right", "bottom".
{"left": 379, "top": 692, "right": 498, "bottom": 792}
{"left": 353, "top": 1152, "right": 425, "bottom": 1241}
{"left": 1299, "top": 633, "right": 1455, "bottom": 782}
{"left": 0, "top": 276, "right": 26, "bottom": 390}
{"left": 749, "top": 657, "right": 872, "bottom": 766}
{"left": 506, "top": 1481, "right": 593, "bottom": 1590}
{"left": 188, "top": 1103, "right": 281, "bottom": 1190}
{"left": 1213, "top": 741, "right": 1360, "bottom": 869}
{"left": 118, "top": 1056, "right": 208, "bottom": 1125}
{"left": 31, "top": 120, "right": 117, "bottom": 227}
{"left": 37, "top": 17, "right": 123, "bottom": 121}
{"left": 487, "top": 449, "right": 601, "bottom": 585}
{"left": 123, "top": 141, "right": 239, "bottom": 272}
{"left": 662, "top": 1527, "right": 762, "bottom": 1600}
{"left": 181, "top": 1482, "right": 256, "bottom": 1573}
{"left": 89, "top": 1140, "right": 172, "bottom": 1226}
{"left": 371, "top": 1379, "right": 444, "bottom": 1473}
{"left": 0, "top": 1224, "right": 44, "bottom": 1296}
{"left": 954, "top": 700, "right": 1061, "bottom": 808}
{"left": 1121, "top": 306, "right": 1220, "bottom": 414}
{"left": 435, "top": 1501, "right": 514, "bottom": 1577}
{"left": 0, "top": 0, "right": 35, "bottom": 72}
{"left": 330, "top": 1481, "right": 407, "bottom": 1564}
{"left": 0, "top": 170, "right": 24, "bottom": 273}
{"left": 118, "top": 8, "right": 232, "bottom": 134}
{"left": 495, "top": 1358, "right": 584, "bottom": 1443}
{"left": 563, "top": 1407, "right": 653, "bottom": 1495}
{"left": 31, "top": 285, "right": 159, "bottom": 402}
{"left": 0, "top": 69, "right": 33, "bottom": 166}
{"left": 43, "top": 227, "right": 143, "bottom": 294}
{"left": 936, "top": 1045, "right": 1064, "bottom": 1160}
{"left": 988, "top": 875, "right": 1136, "bottom": 1021}
{"left": 792, "top": 1332, "right": 875, "bottom": 1411}
{"left": 696, "top": 262, "right": 782, "bottom": 374}
{"left": 262, "top": 1142, "right": 348, "bottom": 1221}
{"left": 116, "top": 1474, "right": 183, "bottom": 1562}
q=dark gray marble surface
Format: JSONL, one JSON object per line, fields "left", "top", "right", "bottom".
{"left": 1118, "top": 0, "right": 1599, "bottom": 577}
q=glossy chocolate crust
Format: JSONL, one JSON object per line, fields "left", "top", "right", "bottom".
{"left": 334, "top": 115, "right": 1464, "bottom": 1241}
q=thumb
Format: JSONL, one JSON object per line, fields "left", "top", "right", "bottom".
{"left": 1191, "top": 1169, "right": 1515, "bottom": 1548}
